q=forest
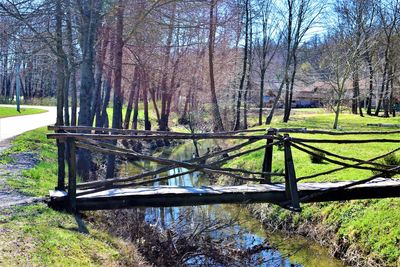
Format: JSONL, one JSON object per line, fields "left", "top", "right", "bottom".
{"left": 0, "top": 0, "right": 399, "bottom": 132}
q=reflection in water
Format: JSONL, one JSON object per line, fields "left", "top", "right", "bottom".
{"left": 118, "top": 141, "right": 344, "bottom": 267}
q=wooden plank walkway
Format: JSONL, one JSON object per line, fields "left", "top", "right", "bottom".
{"left": 49, "top": 178, "right": 400, "bottom": 211}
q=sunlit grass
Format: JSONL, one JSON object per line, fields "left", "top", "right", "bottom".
{"left": 0, "top": 106, "right": 47, "bottom": 118}
{"left": 224, "top": 110, "right": 400, "bottom": 265}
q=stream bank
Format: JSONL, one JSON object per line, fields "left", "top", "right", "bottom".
{"left": 99, "top": 139, "right": 346, "bottom": 266}
{"left": 244, "top": 200, "right": 399, "bottom": 267}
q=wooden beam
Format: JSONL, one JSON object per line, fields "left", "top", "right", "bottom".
{"left": 49, "top": 125, "right": 267, "bottom": 135}
{"left": 47, "top": 133, "right": 277, "bottom": 141}
{"left": 261, "top": 129, "right": 275, "bottom": 184}
{"left": 278, "top": 127, "right": 400, "bottom": 135}
{"left": 283, "top": 135, "right": 300, "bottom": 211}
{"left": 67, "top": 138, "right": 77, "bottom": 213}
{"left": 290, "top": 137, "right": 400, "bottom": 144}
{"left": 48, "top": 178, "right": 400, "bottom": 211}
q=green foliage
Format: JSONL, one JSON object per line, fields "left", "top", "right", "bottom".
{"left": 309, "top": 150, "right": 326, "bottom": 164}
{"left": 371, "top": 153, "right": 400, "bottom": 178}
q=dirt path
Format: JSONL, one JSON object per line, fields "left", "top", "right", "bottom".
{"left": 0, "top": 104, "right": 56, "bottom": 141}
{"left": 0, "top": 139, "right": 45, "bottom": 208}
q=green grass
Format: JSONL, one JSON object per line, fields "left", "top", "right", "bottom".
{"left": 224, "top": 111, "right": 400, "bottom": 265}
{"left": 1, "top": 127, "right": 57, "bottom": 196}
{"left": 0, "top": 127, "right": 146, "bottom": 266}
{"left": 0, "top": 106, "right": 47, "bottom": 118}
{"left": 0, "top": 204, "right": 143, "bottom": 266}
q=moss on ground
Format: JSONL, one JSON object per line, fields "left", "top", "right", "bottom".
{"left": 224, "top": 110, "right": 400, "bottom": 265}
{"left": 0, "top": 107, "right": 47, "bottom": 118}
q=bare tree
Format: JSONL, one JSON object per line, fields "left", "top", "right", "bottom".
{"left": 255, "top": 0, "right": 280, "bottom": 126}
{"left": 208, "top": 0, "right": 225, "bottom": 132}
{"left": 322, "top": 33, "right": 356, "bottom": 129}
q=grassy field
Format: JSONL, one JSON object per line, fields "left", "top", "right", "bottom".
{"left": 0, "top": 128, "right": 147, "bottom": 266}
{"left": 0, "top": 106, "right": 47, "bottom": 118}
{"left": 224, "top": 110, "right": 400, "bottom": 265}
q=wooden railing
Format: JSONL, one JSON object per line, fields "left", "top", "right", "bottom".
{"left": 48, "top": 126, "right": 400, "bottom": 212}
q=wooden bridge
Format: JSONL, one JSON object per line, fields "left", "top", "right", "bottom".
{"left": 47, "top": 126, "right": 400, "bottom": 213}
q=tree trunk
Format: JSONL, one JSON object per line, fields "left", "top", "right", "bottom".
{"left": 366, "top": 51, "right": 373, "bottom": 115}
{"left": 77, "top": 0, "right": 103, "bottom": 180}
{"left": 234, "top": 0, "right": 249, "bottom": 131}
{"left": 66, "top": 0, "right": 76, "bottom": 126}
{"left": 98, "top": 31, "right": 115, "bottom": 128}
{"left": 149, "top": 86, "right": 160, "bottom": 123}
{"left": 123, "top": 68, "right": 138, "bottom": 129}
{"left": 55, "top": 0, "right": 65, "bottom": 190}
{"left": 143, "top": 70, "right": 151, "bottom": 130}
{"left": 91, "top": 25, "right": 110, "bottom": 125}
{"left": 333, "top": 98, "right": 341, "bottom": 129}
{"left": 375, "top": 60, "right": 388, "bottom": 116}
{"left": 243, "top": 7, "right": 252, "bottom": 130}
{"left": 283, "top": 52, "right": 298, "bottom": 123}
{"left": 158, "top": 3, "right": 176, "bottom": 131}
{"left": 208, "top": 0, "right": 224, "bottom": 132}
{"left": 107, "top": 0, "right": 124, "bottom": 179}
{"left": 131, "top": 72, "right": 141, "bottom": 130}
{"left": 383, "top": 66, "right": 391, "bottom": 117}
{"left": 266, "top": 79, "right": 285, "bottom": 125}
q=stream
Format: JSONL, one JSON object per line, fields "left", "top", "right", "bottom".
{"left": 117, "top": 140, "right": 345, "bottom": 267}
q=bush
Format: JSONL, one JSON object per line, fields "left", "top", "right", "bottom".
{"left": 372, "top": 153, "right": 400, "bottom": 178}
{"left": 309, "top": 150, "right": 325, "bottom": 164}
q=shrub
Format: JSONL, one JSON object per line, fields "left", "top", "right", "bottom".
{"left": 309, "top": 150, "right": 325, "bottom": 164}
{"left": 372, "top": 153, "right": 400, "bottom": 178}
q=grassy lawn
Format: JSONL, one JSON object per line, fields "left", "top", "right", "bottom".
{"left": 0, "top": 106, "right": 47, "bottom": 118}
{"left": 0, "top": 128, "right": 147, "bottom": 266}
{"left": 224, "top": 110, "right": 400, "bottom": 265}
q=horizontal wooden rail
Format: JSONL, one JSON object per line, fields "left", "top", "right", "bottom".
{"left": 290, "top": 137, "right": 400, "bottom": 144}
{"left": 47, "top": 133, "right": 278, "bottom": 140}
{"left": 366, "top": 123, "right": 400, "bottom": 128}
{"left": 50, "top": 125, "right": 400, "bottom": 136}
{"left": 277, "top": 128, "right": 400, "bottom": 135}
{"left": 293, "top": 166, "right": 400, "bottom": 205}
{"left": 49, "top": 125, "right": 268, "bottom": 136}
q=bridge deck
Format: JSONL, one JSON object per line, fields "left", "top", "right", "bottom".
{"left": 49, "top": 178, "right": 400, "bottom": 211}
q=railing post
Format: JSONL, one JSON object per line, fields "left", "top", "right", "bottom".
{"left": 67, "top": 137, "right": 77, "bottom": 213}
{"left": 55, "top": 131, "right": 65, "bottom": 191}
{"left": 261, "top": 128, "right": 275, "bottom": 184}
{"left": 283, "top": 134, "right": 301, "bottom": 211}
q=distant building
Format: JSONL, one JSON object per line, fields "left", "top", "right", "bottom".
{"left": 291, "top": 81, "right": 327, "bottom": 108}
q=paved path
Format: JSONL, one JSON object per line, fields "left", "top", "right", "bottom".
{"left": 0, "top": 105, "right": 57, "bottom": 141}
